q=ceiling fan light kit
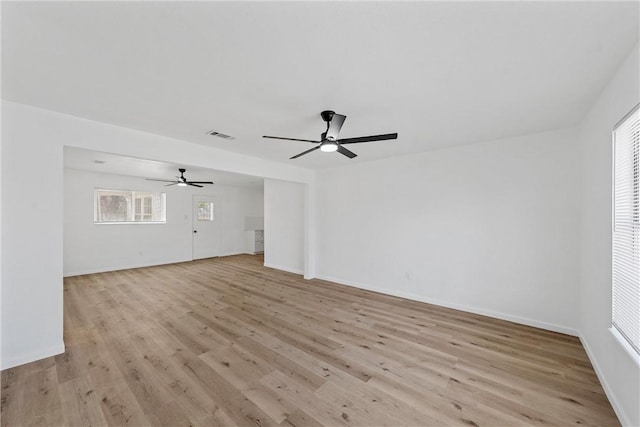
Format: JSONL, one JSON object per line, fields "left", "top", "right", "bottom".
{"left": 146, "top": 168, "right": 214, "bottom": 188}
{"left": 263, "top": 110, "right": 398, "bottom": 159}
{"left": 320, "top": 140, "right": 338, "bottom": 152}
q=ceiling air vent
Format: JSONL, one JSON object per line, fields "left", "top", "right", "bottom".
{"left": 206, "top": 130, "right": 235, "bottom": 140}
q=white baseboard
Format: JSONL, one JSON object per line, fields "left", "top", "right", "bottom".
{"left": 579, "top": 334, "right": 631, "bottom": 427}
{"left": 315, "top": 274, "right": 579, "bottom": 337}
{"left": 1, "top": 342, "right": 66, "bottom": 370}
{"left": 64, "top": 257, "right": 193, "bottom": 277}
{"left": 64, "top": 253, "right": 251, "bottom": 277}
{"left": 264, "top": 263, "right": 303, "bottom": 276}
{"left": 218, "top": 251, "right": 247, "bottom": 258}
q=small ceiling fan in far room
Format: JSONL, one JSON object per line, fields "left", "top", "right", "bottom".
{"left": 146, "top": 168, "right": 213, "bottom": 188}
{"left": 263, "top": 110, "right": 398, "bottom": 159}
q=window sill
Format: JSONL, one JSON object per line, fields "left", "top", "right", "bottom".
{"left": 609, "top": 327, "right": 640, "bottom": 367}
{"left": 94, "top": 221, "right": 166, "bottom": 225}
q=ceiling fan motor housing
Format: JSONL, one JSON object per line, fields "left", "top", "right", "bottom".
{"left": 320, "top": 110, "right": 335, "bottom": 123}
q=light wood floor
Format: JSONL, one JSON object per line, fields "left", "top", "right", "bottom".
{"left": 1, "top": 255, "right": 619, "bottom": 426}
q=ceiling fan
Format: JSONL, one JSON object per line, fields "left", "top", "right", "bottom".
{"left": 263, "top": 110, "right": 398, "bottom": 159}
{"left": 146, "top": 168, "right": 213, "bottom": 188}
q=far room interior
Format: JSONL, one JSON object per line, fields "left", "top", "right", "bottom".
{"left": 1, "top": 1, "right": 639, "bottom": 426}
{"left": 63, "top": 147, "right": 272, "bottom": 276}
{"left": 62, "top": 146, "right": 309, "bottom": 278}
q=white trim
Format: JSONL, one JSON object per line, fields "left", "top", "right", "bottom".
{"left": 1, "top": 342, "right": 66, "bottom": 370}
{"left": 580, "top": 333, "right": 631, "bottom": 427}
{"left": 609, "top": 327, "right": 640, "bottom": 367}
{"left": 64, "top": 258, "right": 193, "bottom": 277}
{"left": 217, "top": 251, "right": 248, "bottom": 258}
{"left": 263, "top": 263, "right": 304, "bottom": 276}
{"left": 315, "top": 274, "right": 579, "bottom": 336}
{"left": 613, "top": 103, "right": 640, "bottom": 131}
{"left": 64, "top": 252, "right": 251, "bottom": 277}
{"left": 93, "top": 221, "right": 166, "bottom": 225}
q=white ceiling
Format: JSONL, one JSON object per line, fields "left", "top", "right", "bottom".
{"left": 64, "top": 147, "right": 264, "bottom": 189}
{"left": 3, "top": 2, "right": 639, "bottom": 169}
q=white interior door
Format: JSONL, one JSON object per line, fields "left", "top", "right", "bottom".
{"left": 192, "top": 195, "right": 219, "bottom": 260}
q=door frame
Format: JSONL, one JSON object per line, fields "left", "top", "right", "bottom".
{"left": 192, "top": 195, "right": 220, "bottom": 260}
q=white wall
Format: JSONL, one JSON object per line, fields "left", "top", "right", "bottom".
{"left": 1, "top": 105, "right": 65, "bottom": 369}
{"left": 578, "top": 43, "right": 639, "bottom": 427}
{"left": 64, "top": 169, "right": 263, "bottom": 276}
{"left": 316, "top": 128, "right": 581, "bottom": 334}
{"left": 264, "top": 179, "right": 305, "bottom": 275}
{"left": 1, "top": 101, "right": 313, "bottom": 369}
{"left": 0, "top": 103, "right": 4, "bottom": 365}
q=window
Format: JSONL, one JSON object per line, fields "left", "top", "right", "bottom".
{"left": 135, "top": 196, "right": 153, "bottom": 221}
{"left": 197, "top": 202, "right": 214, "bottom": 221}
{"left": 612, "top": 104, "right": 640, "bottom": 355}
{"left": 94, "top": 189, "right": 166, "bottom": 223}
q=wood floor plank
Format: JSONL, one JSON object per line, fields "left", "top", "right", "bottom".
{"left": 281, "top": 408, "right": 324, "bottom": 427}
{"left": 260, "top": 370, "right": 351, "bottom": 427}
{"left": 234, "top": 334, "right": 327, "bottom": 392}
{"left": 19, "top": 365, "right": 64, "bottom": 426}
{"left": 58, "top": 374, "right": 108, "bottom": 427}
{"left": 0, "top": 254, "right": 620, "bottom": 426}
{"left": 170, "top": 347, "right": 280, "bottom": 427}
{"left": 87, "top": 360, "right": 151, "bottom": 427}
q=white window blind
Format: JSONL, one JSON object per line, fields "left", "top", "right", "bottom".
{"left": 612, "top": 104, "right": 640, "bottom": 355}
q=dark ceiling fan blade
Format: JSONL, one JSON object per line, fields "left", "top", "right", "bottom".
{"left": 146, "top": 178, "right": 178, "bottom": 183}
{"left": 338, "top": 133, "right": 398, "bottom": 145}
{"left": 263, "top": 135, "right": 320, "bottom": 143}
{"left": 326, "top": 113, "right": 346, "bottom": 140}
{"left": 149, "top": 168, "right": 212, "bottom": 187}
{"left": 337, "top": 145, "right": 357, "bottom": 159}
{"left": 290, "top": 146, "right": 321, "bottom": 159}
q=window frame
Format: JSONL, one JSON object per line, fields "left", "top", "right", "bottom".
{"left": 196, "top": 201, "right": 215, "bottom": 222}
{"left": 611, "top": 103, "right": 640, "bottom": 358}
{"left": 94, "top": 188, "right": 167, "bottom": 224}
